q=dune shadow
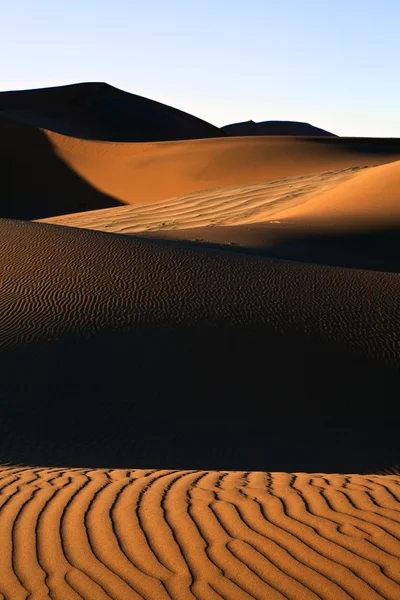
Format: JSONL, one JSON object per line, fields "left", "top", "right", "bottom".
{"left": 142, "top": 224, "right": 400, "bottom": 273}
{"left": 0, "top": 114, "right": 123, "bottom": 219}
{"left": 1, "top": 321, "right": 399, "bottom": 474}
{"left": 311, "top": 136, "right": 400, "bottom": 154}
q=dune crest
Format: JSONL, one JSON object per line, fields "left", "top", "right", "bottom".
{"left": 39, "top": 165, "right": 368, "bottom": 234}
{"left": 41, "top": 133, "right": 400, "bottom": 214}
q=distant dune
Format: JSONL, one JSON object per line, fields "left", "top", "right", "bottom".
{"left": 222, "top": 119, "right": 336, "bottom": 136}
{"left": 0, "top": 82, "right": 222, "bottom": 141}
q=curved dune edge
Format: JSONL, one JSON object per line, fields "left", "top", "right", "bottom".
{"left": 46, "top": 132, "right": 400, "bottom": 209}
{"left": 40, "top": 161, "right": 400, "bottom": 236}
{"left": 0, "top": 467, "right": 399, "bottom": 599}
{"left": 39, "top": 165, "right": 366, "bottom": 234}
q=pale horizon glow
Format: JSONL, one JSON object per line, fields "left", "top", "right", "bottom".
{"left": 1, "top": 0, "right": 399, "bottom": 137}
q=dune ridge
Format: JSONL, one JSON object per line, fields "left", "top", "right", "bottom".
{"left": 40, "top": 161, "right": 400, "bottom": 273}
{"left": 45, "top": 133, "right": 400, "bottom": 214}
{"left": 0, "top": 466, "right": 399, "bottom": 599}
{"left": 38, "top": 165, "right": 371, "bottom": 234}
{"left": 41, "top": 160, "right": 400, "bottom": 235}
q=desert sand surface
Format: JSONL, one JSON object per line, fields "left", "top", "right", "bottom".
{"left": 2, "top": 83, "right": 400, "bottom": 598}
{"left": 0, "top": 467, "right": 399, "bottom": 599}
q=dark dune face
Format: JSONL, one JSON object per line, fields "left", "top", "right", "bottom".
{"left": 0, "top": 115, "right": 121, "bottom": 219}
{"left": 0, "top": 219, "right": 399, "bottom": 472}
{"left": 0, "top": 82, "right": 222, "bottom": 142}
{"left": 221, "top": 119, "right": 336, "bottom": 137}
{"left": 141, "top": 223, "right": 400, "bottom": 273}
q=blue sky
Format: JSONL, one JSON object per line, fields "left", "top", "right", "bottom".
{"left": 1, "top": 0, "right": 399, "bottom": 136}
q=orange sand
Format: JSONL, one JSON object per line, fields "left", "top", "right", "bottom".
{"left": 0, "top": 467, "right": 399, "bottom": 599}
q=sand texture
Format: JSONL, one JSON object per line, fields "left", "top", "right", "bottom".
{"left": 1, "top": 468, "right": 400, "bottom": 599}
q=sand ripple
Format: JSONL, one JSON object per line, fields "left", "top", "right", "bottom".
{"left": 0, "top": 468, "right": 399, "bottom": 599}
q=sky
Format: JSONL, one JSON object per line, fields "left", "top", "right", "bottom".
{"left": 1, "top": 0, "right": 399, "bottom": 136}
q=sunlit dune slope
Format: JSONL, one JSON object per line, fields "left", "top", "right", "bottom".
{"left": 271, "top": 158, "right": 400, "bottom": 223}
{"left": 222, "top": 118, "right": 335, "bottom": 136}
{"left": 0, "top": 82, "right": 222, "bottom": 141}
{"left": 39, "top": 165, "right": 367, "bottom": 234}
{"left": 44, "top": 133, "right": 400, "bottom": 211}
{"left": 0, "top": 467, "right": 399, "bottom": 599}
{"left": 41, "top": 161, "right": 400, "bottom": 272}
{"left": 1, "top": 219, "right": 400, "bottom": 472}
{"left": 2, "top": 107, "right": 400, "bottom": 219}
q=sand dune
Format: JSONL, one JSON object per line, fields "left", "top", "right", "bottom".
{"left": 0, "top": 115, "right": 121, "bottom": 219}
{"left": 41, "top": 161, "right": 400, "bottom": 234}
{"left": 2, "top": 101, "right": 400, "bottom": 219}
{"left": 222, "top": 119, "right": 336, "bottom": 136}
{"left": 41, "top": 133, "right": 400, "bottom": 214}
{"left": 41, "top": 161, "right": 400, "bottom": 272}
{"left": 40, "top": 166, "right": 365, "bottom": 233}
{"left": 0, "top": 82, "right": 222, "bottom": 141}
{"left": 1, "top": 218, "right": 400, "bottom": 473}
{"left": 0, "top": 466, "right": 399, "bottom": 599}
{"left": 273, "top": 158, "right": 400, "bottom": 224}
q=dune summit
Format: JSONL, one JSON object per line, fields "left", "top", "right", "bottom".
{"left": 1, "top": 82, "right": 400, "bottom": 598}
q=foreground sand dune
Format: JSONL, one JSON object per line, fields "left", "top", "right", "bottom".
{"left": 0, "top": 467, "right": 399, "bottom": 599}
{"left": 1, "top": 219, "right": 400, "bottom": 472}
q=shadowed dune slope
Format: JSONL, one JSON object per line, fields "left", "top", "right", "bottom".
{"left": 0, "top": 115, "right": 122, "bottom": 219}
{"left": 0, "top": 467, "right": 399, "bottom": 599}
{"left": 1, "top": 219, "right": 400, "bottom": 472}
{"left": 42, "top": 133, "right": 400, "bottom": 212}
{"left": 0, "top": 82, "right": 222, "bottom": 141}
{"left": 222, "top": 119, "right": 336, "bottom": 136}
